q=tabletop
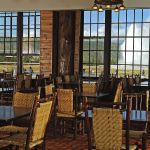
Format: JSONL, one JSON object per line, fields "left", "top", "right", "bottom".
{"left": 82, "top": 109, "right": 150, "bottom": 122}
{"left": 78, "top": 92, "right": 110, "bottom": 99}
{"left": 0, "top": 106, "right": 31, "bottom": 124}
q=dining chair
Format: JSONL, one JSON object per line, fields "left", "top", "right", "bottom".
{"left": 0, "top": 91, "right": 39, "bottom": 134}
{"left": 54, "top": 88, "right": 84, "bottom": 139}
{"left": 13, "top": 91, "right": 39, "bottom": 108}
{"left": 16, "top": 74, "right": 24, "bottom": 91}
{"left": 24, "top": 74, "right": 32, "bottom": 89}
{"left": 45, "top": 84, "right": 54, "bottom": 96}
{"left": 122, "top": 90, "right": 149, "bottom": 148}
{"left": 85, "top": 100, "right": 137, "bottom": 150}
{"left": 0, "top": 99, "right": 53, "bottom": 150}
{"left": 82, "top": 82, "right": 97, "bottom": 108}
{"left": 55, "top": 76, "right": 63, "bottom": 88}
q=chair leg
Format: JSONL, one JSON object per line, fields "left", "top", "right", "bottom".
{"left": 15, "top": 146, "right": 19, "bottom": 150}
{"left": 54, "top": 115, "right": 57, "bottom": 137}
{"left": 42, "top": 140, "right": 46, "bottom": 150}
{"left": 142, "top": 133, "right": 147, "bottom": 150}
{"left": 74, "top": 118, "right": 77, "bottom": 139}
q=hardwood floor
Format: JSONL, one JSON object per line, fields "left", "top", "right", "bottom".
{"left": 46, "top": 135, "right": 88, "bottom": 150}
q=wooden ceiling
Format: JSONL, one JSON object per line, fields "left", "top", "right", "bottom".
{"left": 1, "top": 0, "right": 150, "bottom": 11}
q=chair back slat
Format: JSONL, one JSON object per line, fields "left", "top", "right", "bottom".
{"left": 57, "top": 89, "right": 73, "bottom": 112}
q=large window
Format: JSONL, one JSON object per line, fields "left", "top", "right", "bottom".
{"left": 111, "top": 9, "right": 149, "bottom": 78}
{"left": 83, "top": 11, "right": 105, "bottom": 78}
{"left": 0, "top": 11, "right": 40, "bottom": 74}
{"left": 0, "top": 12, "right": 17, "bottom": 72}
{"left": 83, "top": 9, "right": 150, "bottom": 78}
{"left": 23, "top": 11, "right": 40, "bottom": 74}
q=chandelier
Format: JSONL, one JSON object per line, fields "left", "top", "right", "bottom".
{"left": 92, "top": 0, "right": 125, "bottom": 12}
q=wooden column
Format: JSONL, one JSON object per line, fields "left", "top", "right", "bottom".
{"left": 52, "top": 11, "right": 59, "bottom": 76}
{"left": 104, "top": 10, "right": 111, "bottom": 80}
{"left": 74, "top": 10, "right": 82, "bottom": 75}
{"left": 17, "top": 12, "right": 23, "bottom": 75}
{"left": 57, "top": 11, "right": 75, "bottom": 75}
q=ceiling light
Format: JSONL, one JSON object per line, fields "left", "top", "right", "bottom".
{"left": 92, "top": 0, "right": 125, "bottom": 12}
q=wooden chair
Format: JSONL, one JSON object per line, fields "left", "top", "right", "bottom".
{"left": 13, "top": 91, "right": 39, "bottom": 108}
{"left": 24, "top": 74, "right": 32, "bottom": 89}
{"left": 82, "top": 82, "right": 97, "bottom": 108}
{"left": 36, "top": 74, "right": 45, "bottom": 87}
{"left": 55, "top": 88, "right": 83, "bottom": 138}
{"left": 0, "top": 92, "right": 39, "bottom": 133}
{"left": 122, "top": 90, "right": 149, "bottom": 148}
{"left": 16, "top": 74, "right": 24, "bottom": 91}
{"left": 0, "top": 100, "right": 53, "bottom": 150}
{"left": 85, "top": 101, "right": 137, "bottom": 150}
{"left": 45, "top": 84, "right": 53, "bottom": 96}
{"left": 3, "top": 72, "right": 13, "bottom": 80}
{"left": 55, "top": 76, "right": 63, "bottom": 88}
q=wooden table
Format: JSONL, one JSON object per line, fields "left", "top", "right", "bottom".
{"left": 133, "top": 81, "right": 150, "bottom": 91}
{"left": 0, "top": 106, "right": 31, "bottom": 125}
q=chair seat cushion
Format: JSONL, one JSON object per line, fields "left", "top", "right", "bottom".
{"left": 0, "top": 125, "right": 27, "bottom": 133}
{"left": 57, "top": 111, "right": 83, "bottom": 118}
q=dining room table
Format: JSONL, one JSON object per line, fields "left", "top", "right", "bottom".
{"left": 0, "top": 105, "right": 31, "bottom": 126}
{"left": 133, "top": 80, "right": 150, "bottom": 91}
{"left": 78, "top": 91, "right": 110, "bottom": 104}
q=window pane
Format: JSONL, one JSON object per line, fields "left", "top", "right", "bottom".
{"left": 135, "top": 9, "right": 142, "bottom": 22}
{"left": 98, "top": 24, "right": 105, "bottom": 36}
{"left": 91, "top": 24, "right": 97, "bottom": 36}
{"left": 98, "top": 38, "right": 104, "bottom": 50}
{"left": 143, "top": 9, "right": 150, "bottom": 22}
{"left": 111, "top": 24, "right": 118, "bottom": 36}
{"left": 119, "top": 24, "right": 126, "bottom": 36}
{"left": 84, "top": 24, "right": 90, "bottom": 36}
{"left": 119, "top": 10, "right": 126, "bottom": 23}
{"left": 98, "top": 11, "right": 105, "bottom": 23}
{"left": 111, "top": 38, "right": 118, "bottom": 50}
{"left": 126, "top": 52, "right": 133, "bottom": 64}
{"left": 90, "top": 38, "right": 97, "bottom": 50}
{"left": 83, "top": 39, "right": 89, "bottom": 50}
{"left": 142, "top": 52, "right": 149, "bottom": 65}
{"left": 91, "top": 11, "right": 98, "bottom": 23}
{"left": 134, "top": 23, "right": 141, "bottom": 36}
{"left": 83, "top": 51, "right": 89, "bottom": 64}
{"left": 134, "top": 52, "right": 141, "bottom": 65}
{"left": 84, "top": 11, "right": 90, "bottom": 23}
{"left": 127, "top": 10, "right": 134, "bottom": 22}
{"left": 97, "top": 51, "right": 104, "bottom": 64}
{"left": 112, "top": 10, "right": 118, "bottom": 23}
{"left": 142, "top": 38, "right": 149, "bottom": 50}
{"left": 134, "top": 38, "right": 141, "bottom": 51}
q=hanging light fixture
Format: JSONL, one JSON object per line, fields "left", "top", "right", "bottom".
{"left": 92, "top": 0, "right": 125, "bottom": 12}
